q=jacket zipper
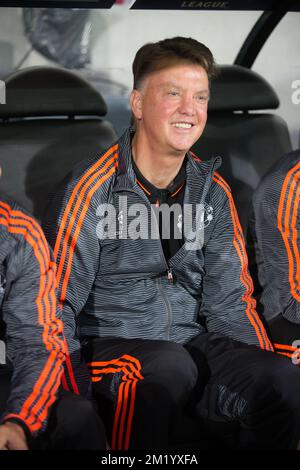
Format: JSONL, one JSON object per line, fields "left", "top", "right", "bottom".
{"left": 112, "top": 183, "right": 173, "bottom": 281}
{"left": 167, "top": 268, "right": 174, "bottom": 282}
{"left": 156, "top": 276, "right": 173, "bottom": 341}
{"left": 112, "top": 181, "right": 176, "bottom": 339}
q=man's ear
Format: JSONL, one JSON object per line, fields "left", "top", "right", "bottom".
{"left": 130, "top": 89, "right": 143, "bottom": 120}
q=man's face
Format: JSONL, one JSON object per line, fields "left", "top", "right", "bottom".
{"left": 131, "top": 63, "right": 209, "bottom": 157}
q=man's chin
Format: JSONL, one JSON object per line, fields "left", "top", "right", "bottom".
{"left": 170, "top": 146, "right": 192, "bottom": 157}
{"left": 172, "top": 140, "right": 200, "bottom": 155}
{"left": 175, "top": 132, "right": 203, "bottom": 150}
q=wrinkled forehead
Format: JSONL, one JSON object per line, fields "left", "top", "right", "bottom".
{"left": 139, "top": 63, "right": 209, "bottom": 92}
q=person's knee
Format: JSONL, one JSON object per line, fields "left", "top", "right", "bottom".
{"left": 43, "top": 393, "right": 107, "bottom": 449}
{"left": 268, "top": 358, "right": 300, "bottom": 411}
{"left": 57, "top": 394, "right": 105, "bottom": 435}
{"left": 141, "top": 341, "right": 198, "bottom": 399}
{"left": 249, "top": 354, "right": 300, "bottom": 414}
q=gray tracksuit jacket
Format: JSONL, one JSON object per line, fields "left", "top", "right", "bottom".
{"left": 43, "top": 128, "right": 272, "bottom": 396}
{"left": 248, "top": 149, "right": 300, "bottom": 324}
{"left": 0, "top": 195, "right": 65, "bottom": 435}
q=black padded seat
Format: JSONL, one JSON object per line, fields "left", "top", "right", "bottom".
{"left": 192, "top": 65, "right": 292, "bottom": 232}
{"left": 0, "top": 66, "right": 117, "bottom": 220}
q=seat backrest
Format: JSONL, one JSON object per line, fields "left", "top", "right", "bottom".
{"left": 0, "top": 66, "right": 117, "bottom": 220}
{"left": 192, "top": 65, "right": 292, "bottom": 232}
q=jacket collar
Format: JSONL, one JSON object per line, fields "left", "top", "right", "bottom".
{"left": 132, "top": 153, "right": 187, "bottom": 204}
{"left": 112, "top": 127, "right": 222, "bottom": 194}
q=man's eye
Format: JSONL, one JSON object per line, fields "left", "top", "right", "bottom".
{"left": 196, "top": 95, "right": 208, "bottom": 101}
{"left": 168, "top": 91, "right": 179, "bottom": 96}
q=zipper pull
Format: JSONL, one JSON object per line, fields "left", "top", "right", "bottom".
{"left": 167, "top": 268, "right": 174, "bottom": 282}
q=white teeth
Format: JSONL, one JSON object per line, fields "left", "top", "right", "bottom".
{"left": 172, "top": 123, "right": 192, "bottom": 129}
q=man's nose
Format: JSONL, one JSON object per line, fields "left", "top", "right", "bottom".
{"left": 178, "top": 94, "right": 195, "bottom": 115}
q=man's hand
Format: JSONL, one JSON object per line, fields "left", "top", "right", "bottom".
{"left": 0, "top": 422, "right": 28, "bottom": 450}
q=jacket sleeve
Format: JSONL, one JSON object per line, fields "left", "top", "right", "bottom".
{"left": 1, "top": 217, "right": 65, "bottom": 436}
{"left": 252, "top": 175, "right": 300, "bottom": 324}
{"left": 200, "top": 177, "right": 273, "bottom": 351}
{"left": 276, "top": 165, "right": 300, "bottom": 323}
{"left": 42, "top": 176, "right": 101, "bottom": 397}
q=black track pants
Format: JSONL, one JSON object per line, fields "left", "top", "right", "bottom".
{"left": 186, "top": 332, "right": 300, "bottom": 450}
{"left": 83, "top": 334, "right": 300, "bottom": 450}
{"left": 82, "top": 337, "right": 198, "bottom": 450}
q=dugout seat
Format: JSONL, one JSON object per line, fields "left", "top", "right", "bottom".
{"left": 0, "top": 66, "right": 117, "bottom": 220}
{"left": 192, "top": 65, "right": 292, "bottom": 232}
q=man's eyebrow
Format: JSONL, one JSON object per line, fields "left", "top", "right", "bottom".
{"left": 162, "top": 82, "right": 209, "bottom": 94}
{"left": 161, "top": 82, "right": 181, "bottom": 89}
{"left": 196, "top": 89, "right": 210, "bottom": 96}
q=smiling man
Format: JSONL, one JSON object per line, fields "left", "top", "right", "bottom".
{"left": 130, "top": 62, "right": 209, "bottom": 166}
{"left": 43, "top": 37, "right": 300, "bottom": 450}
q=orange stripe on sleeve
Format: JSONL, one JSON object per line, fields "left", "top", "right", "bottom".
{"left": 291, "top": 184, "right": 300, "bottom": 289}
{"left": 61, "top": 371, "right": 69, "bottom": 391}
{"left": 54, "top": 145, "right": 118, "bottom": 286}
{"left": 213, "top": 175, "right": 273, "bottom": 351}
{"left": 60, "top": 162, "right": 117, "bottom": 305}
{"left": 0, "top": 205, "right": 64, "bottom": 432}
{"left": 63, "top": 339, "right": 80, "bottom": 395}
{"left": 277, "top": 164, "right": 300, "bottom": 302}
{"left": 51, "top": 147, "right": 118, "bottom": 393}
{"left": 25, "top": 360, "right": 64, "bottom": 429}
